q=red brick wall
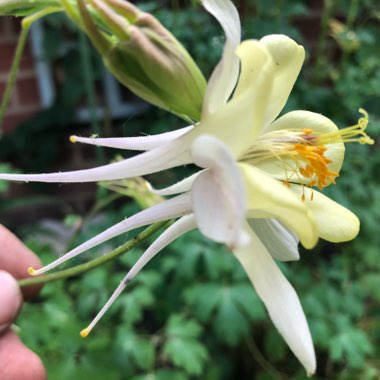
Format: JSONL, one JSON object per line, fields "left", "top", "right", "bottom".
{"left": 0, "top": 16, "right": 43, "bottom": 134}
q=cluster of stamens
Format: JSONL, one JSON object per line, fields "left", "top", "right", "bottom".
{"left": 290, "top": 129, "right": 338, "bottom": 191}
{"left": 242, "top": 108, "right": 373, "bottom": 199}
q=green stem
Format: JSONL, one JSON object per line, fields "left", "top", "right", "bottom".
{"left": 170, "top": 0, "right": 180, "bottom": 29}
{"left": 0, "top": 7, "right": 61, "bottom": 134}
{"left": 340, "top": 0, "right": 359, "bottom": 71}
{"left": 0, "top": 25, "right": 29, "bottom": 131}
{"left": 79, "top": 31, "right": 106, "bottom": 163}
{"left": 346, "top": 0, "right": 359, "bottom": 31}
{"left": 314, "top": 0, "right": 334, "bottom": 83}
{"left": 245, "top": 338, "right": 284, "bottom": 380}
{"left": 0, "top": 0, "right": 60, "bottom": 17}
{"left": 275, "top": 0, "right": 284, "bottom": 32}
{"left": 18, "top": 220, "right": 171, "bottom": 288}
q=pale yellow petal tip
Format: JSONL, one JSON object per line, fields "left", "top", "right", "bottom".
{"left": 69, "top": 135, "right": 77, "bottom": 143}
{"left": 27, "top": 267, "right": 37, "bottom": 276}
{"left": 80, "top": 328, "right": 90, "bottom": 338}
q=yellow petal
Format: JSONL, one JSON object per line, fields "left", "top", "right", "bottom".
{"left": 257, "top": 110, "right": 345, "bottom": 184}
{"left": 194, "top": 40, "right": 273, "bottom": 157}
{"left": 259, "top": 35, "right": 305, "bottom": 126}
{"left": 290, "top": 185, "right": 360, "bottom": 243}
{"left": 239, "top": 163, "right": 318, "bottom": 249}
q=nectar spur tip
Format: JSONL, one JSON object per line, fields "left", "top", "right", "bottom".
{"left": 27, "top": 267, "right": 37, "bottom": 276}
{"left": 69, "top": 135, "right": 77, "bottom": 143}
{"left": 80, "top": 328, "right": 90, "bottom": 338}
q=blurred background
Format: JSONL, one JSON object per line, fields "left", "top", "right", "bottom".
{"left": 0, "top": 0, "right": 379, "bottom": 379}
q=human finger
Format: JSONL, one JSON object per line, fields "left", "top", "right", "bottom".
{"left": 0, "top": 330, "right": 46, "bottom": 380}
{"left": 0, "top": 225, "right": 43, "bottom": 299}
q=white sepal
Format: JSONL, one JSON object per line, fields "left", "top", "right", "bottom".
{"left": 71, "top": 126, "right": 193, "bottom": 151}
{"left": 248, "top": 218, "right": 300, "bottom": 261}
{"left": 233, "top": 222, "right": 316, "bottom": 376}
{"left": 81, "top": 214, "right": 196, "bottom": 336}
{"left": 31, "top": 193, "right": 192, "bottom": 275}
{"left": 191, "top": 134, "right": 249, "bottom": 248}
{"left": 201, "top": 0, "right": 241, "bottom": 116}
{"left": 0, "top": 135, "right": 194, "bottom": 183}
{"left": 149, "top": 171, "right": 201, "bottom": 196}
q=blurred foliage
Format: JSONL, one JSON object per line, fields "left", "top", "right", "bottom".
{"left": 1, "top": 0, "right": 380, "bottom": 378}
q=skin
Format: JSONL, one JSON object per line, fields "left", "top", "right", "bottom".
{"left": 0, "top": 225, "right": 46, "bottom": 380}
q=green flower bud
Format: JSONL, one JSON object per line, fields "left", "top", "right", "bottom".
{"left": 73, "top": 0, "right": 206, "bottom": 122}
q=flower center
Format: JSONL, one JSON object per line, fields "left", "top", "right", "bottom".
{"left": 241, "top": 108, "right": 373, "bottom": 192}
{"left": 289, "top": 139, "right": 336, "bottom": 190}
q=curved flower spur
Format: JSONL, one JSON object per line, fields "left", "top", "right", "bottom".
{"left": 0, "top": 0, "right": 374, "bottom": 375}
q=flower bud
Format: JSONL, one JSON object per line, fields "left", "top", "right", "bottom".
{"left": 74, "top": 0, "right": 206, "bottom": 121}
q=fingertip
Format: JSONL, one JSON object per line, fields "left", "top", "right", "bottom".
{"left": 0, "top": 271, "right": 22, "bottom": 325}
{"left": 0, "top": 225, "right": 43, "bottom": 299}
{"left": 25, "top": 350, "right": 47, "bottom": 380}
{"left": 0, "top": 331, "right": 47, "bottom": 380}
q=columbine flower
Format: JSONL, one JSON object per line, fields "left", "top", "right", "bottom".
{"left": 0, "top": 0, "right": 373, "bottom": 375}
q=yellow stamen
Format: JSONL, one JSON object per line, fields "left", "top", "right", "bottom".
{"left": 69, "top": 135, "right": 77, "bottom": 143}
{"left": 291, "top": 143, "right": 338, "bottom": 190}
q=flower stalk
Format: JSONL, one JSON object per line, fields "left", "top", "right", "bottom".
{"left": 0, "top": 0, "right": 60, "bottom": 16}
{"left": 0, "top": 6, "right": 61, "bottom": 132}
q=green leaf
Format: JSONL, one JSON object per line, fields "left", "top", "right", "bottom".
{"left": 119, "top": 286, "right": 155, "bottom": 325}
{"left": 165, "top": 314, "right": 202, "bottom": 338}
{"left": 329, "top": 328, "right": 373, "bottom": 368}
{"left": 163, "top": 339, "right": 208, "bottom": 376}
{"left": 132, "top": 369, "right": 187, "bottom": 380}
{"left": 229, "top": 283, "right": 266, "bottom": 321}
{"left": 163, "top": 314, "right": 208, "bottom": 375}
{"left": 214, "top": 286, "right": 251, "bottom": 346}
{"left": 264, "top": 329, "right": 287, "bottom": 360}
{"left": 115, "top": 330, "right": 155, "bottom": 371}
{"left": 184, "top": 283, "right": 221, "bottom": 321}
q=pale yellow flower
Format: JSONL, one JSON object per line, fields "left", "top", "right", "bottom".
{"left": 0, "top": 0, "right": 373, "bottom": 374}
